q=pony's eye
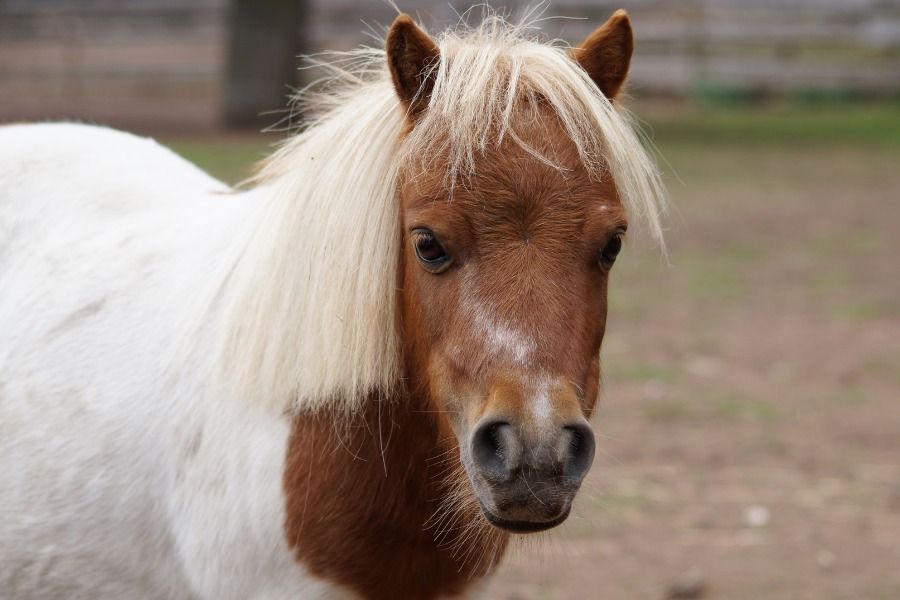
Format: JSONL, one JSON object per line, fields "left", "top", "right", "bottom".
{"left": 599, "top": 230, "right": 624, "bottom": 269}
{"left": 412, "top": 228, "right": 451, "bottom": 272}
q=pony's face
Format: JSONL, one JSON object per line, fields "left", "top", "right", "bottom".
{"left": 399, "top": 127, "right": 624, "bottom": 532}
{"left": 389, "top": 11, "right": 635, "bottom": 533}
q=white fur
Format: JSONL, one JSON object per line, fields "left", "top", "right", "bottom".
{"left": 530, "top": 376, "right": 554, "bottom": 423}
{"left": 0, "top": 123, "right": 358, "bottom": 599}
{"left": 487, "top": 323, "right": 535, "bottom": 366}
{"left": 0, "top": 14, "right": 666, "bottom": 599}
{"left": 470, "top": 301, "right": 536, "bottom": 366}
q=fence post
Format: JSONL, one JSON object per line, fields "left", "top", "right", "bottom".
{"left": 223, "top": 0, "right": 309, "bottom": 129}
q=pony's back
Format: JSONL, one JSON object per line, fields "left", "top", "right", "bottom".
{"left": 0, "top": 122, "right": 227, "bottom": 218}
{"left": 0, "top": 123, "right": 308, "bottom": 599}
{"left": 0, "top": 122, "right": 234, "bottom": 401}
{"left": 0, "top": 123, "right": 216, "bottom": 598}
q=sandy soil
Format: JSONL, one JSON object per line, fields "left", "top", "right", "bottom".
{"left": 483, "top": 144, "right": 900, "bottom": 600}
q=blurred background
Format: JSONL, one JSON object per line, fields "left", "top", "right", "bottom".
{"left": 2, "top": 1, "right": 898, "bottom": 598}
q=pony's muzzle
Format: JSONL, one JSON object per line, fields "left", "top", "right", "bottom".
{"left": 468, "top": 416, "right": 595, "bottom": 533}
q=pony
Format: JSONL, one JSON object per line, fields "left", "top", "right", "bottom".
{"left": 0, "top": 9, "right": 665, "bottom": 599}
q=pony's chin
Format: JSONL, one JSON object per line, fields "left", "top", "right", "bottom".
{"left": 479, "top": 503, "right": 571, "bottom": 533}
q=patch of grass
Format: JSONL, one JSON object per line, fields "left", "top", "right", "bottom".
{"left": 691, "top": 81, "right": 761, "bottom": 109}
{"left": 613, "top": 363, "right": 679, "bottom": 384}
{"left": 711, "top": 396, "right": 778, "bottom": 422}
{"left": 160, "top": 107, "right": 900, "bottom": 188}
{"left": 789, "top": 87, "right": 865, "bottom": 106}
{"left": 829, "top": 300, "right": 900, "bottom": 321}
{"left": 642, "top": 400, "right": 693, "bottom": 423}
{"left": 828, "top": 385, "right": 868, "bottom": 405}
{"left": 860, "top": 358, "right": 900, "bottom": 386}
{"left": 812, "top": 269, "right": 852, "bottom": 293}
{"left": 680, "top": 252, "right": 748, "bottom": 301}
{"left": 606, "top": 284, "right": 653, "bottom": 320}
{"left": 810, "top": 230, "right": 884, "bottom": 259}
{"left": 644, "top": 393, "right": 778, "bottom": 423}
{"left": 643, "top": 105, "right": 900, "bottom": 149}
{"left": 165, "top": 136, "right": 274, "bottom": 184}
{"left": 586, "top": 493, "right": 651, "bottom": 524}
{"left": 719, "top": 243, "right": 768, "bottom": 264}
{"left": 606, "top": 252, "right": 670, "bottom": 319}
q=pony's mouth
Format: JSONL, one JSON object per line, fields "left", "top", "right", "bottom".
{"left": 479, "top": 503, "right": 571, "bottom": 533}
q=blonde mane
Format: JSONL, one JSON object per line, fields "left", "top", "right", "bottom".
{"left": 214, "top": 14, "right": 666, "bottom": 415}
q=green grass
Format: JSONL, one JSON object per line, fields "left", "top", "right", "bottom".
{"left": 610, "top": 363, "right": 679, "bottom": 384}
{"left": 678, "top": 251, "right": 749, "bottom": 301}
{"left": 711, "top": 396, "right": 778, "bottom": 422}
{"left": 165, "top": 106, "right": 900, "bottom": 186}
{"left": 829, "top": 299, "right": 900, "bottom": 321}
{"left": 641, "top": 390, "right": 779, "bottom": 424}
{"left": 166, "top": 136, "right": 275, "bottom": 184}
{"left": 860, "top": 358, "right": 900, "bottom": 386}
{"left": 828, "top": 385, "right": 868, "bottom": 406}
{"left": 597, "top": 493, "right": 650, "bottom": 516}
{"left": 812, "top": 269, "right": 851, "bottom": 293}
{"left": 641, "top": 400, "right": 693, "bottom": 423}
{"left": 642, "top": 105, "right": 900, "bottom": 149}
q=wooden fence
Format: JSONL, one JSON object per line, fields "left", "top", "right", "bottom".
{"left": 1, "top": 0, "right": 898, "bottom": 130}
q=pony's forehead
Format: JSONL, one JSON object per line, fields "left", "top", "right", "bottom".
{"left": 400, "top": 130, "right": 625, "bottom": 233}
{"left": 400, "top": 63, "right": 599, "bottom": 178}
{"left": 391, "top": 27, "right": 662, "bottom": 244}
{"left": 402, "top": 142, "right": 614, "bottom": 205}
{"left": 399, "top": 102, "right": 606, "bottom": 190}
{"left": 259, "top": 15, "right": 664, "bottom": 246}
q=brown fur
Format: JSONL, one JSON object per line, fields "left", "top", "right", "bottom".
{"left": 284, "top": 393, "right": 507, "bottom": 600}
{"left": 571, "top": 9, "right": 633, "bottom": 100}
{"left": 283, "top": 110, "right": 624, "bottom": 599}
{"left": 386, "top": 14, "right": 440, "bottom": 115}
{"left": 399, "top": 105, "right": 624, "bottom": 420}
{"left": 283, "top": 12, "right": 632, "bottom": 599}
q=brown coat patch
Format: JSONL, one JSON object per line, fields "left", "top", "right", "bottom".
{"left": 283, "top": 394, "right": 508, "bottom": 600}
{"left": 284, "top": 11, "right": 639, "bottom": 596}
{"left": 571, "top": 9, "right": 634, "bottom": 101}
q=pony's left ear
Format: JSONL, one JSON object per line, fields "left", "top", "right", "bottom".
{"left": 571, "top": 9, "right": 633, "bottom": 101}
{"left": 386, "top": 14, "right": 440, "bottom": 116}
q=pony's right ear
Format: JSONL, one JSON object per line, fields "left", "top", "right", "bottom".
{"left": 386, "top": 14, "right": 440, "bottom": 116}
{"left": 571, "top": 9, "right": 633, "bottom": 101}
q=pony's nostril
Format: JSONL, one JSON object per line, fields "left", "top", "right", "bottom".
{"left": 562, "top": 423, "right": 595, "bottom": 480}
{"left": 471, "top": 420, "right": 517, "bottom": 482}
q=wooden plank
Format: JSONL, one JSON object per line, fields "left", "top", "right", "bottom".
{"left": 2, "top": 0, "right": 899, "bottom": 130}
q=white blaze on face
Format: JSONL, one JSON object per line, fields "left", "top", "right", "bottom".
{"left": 460, "top": 269, "right": 537, "bottom": 366}
{"left": 486, "top": 320, "right": 535, "bottom": 365}
{"left": 531, "top": 376, "right": 554, "bottom": 423}
{"left": 470, "top": 301, "right": 536, "bottom": 366}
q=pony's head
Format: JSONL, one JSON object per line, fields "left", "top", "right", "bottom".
{"left": 387, "top": 10, "right": 662, "bottom": 532}
{"left": 221, "top": 7, "right": 663, "bottom": 539}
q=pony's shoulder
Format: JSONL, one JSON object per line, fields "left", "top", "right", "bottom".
{"left": 0, "top": 122, "right": 229, "bottom": 199}
{"left": 0, "top": 121, "right": 158, "bottom": 151}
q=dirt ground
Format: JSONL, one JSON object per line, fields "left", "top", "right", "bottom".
{"left": 480, "top": 142, "right": 900, "bottom": 599}
{"left": 171, "top": 123, "right": 900, "bottom": 600}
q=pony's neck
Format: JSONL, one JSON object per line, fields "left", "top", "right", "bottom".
{"left": 282, "top": 388, "right": 508, "bottom": 599}
{"left": 212, "top": 84, "right": 406, "bottom": 415}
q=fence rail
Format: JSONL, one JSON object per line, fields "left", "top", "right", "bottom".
{"left": 1, "top": 0, "right": 898, "bottom": 129}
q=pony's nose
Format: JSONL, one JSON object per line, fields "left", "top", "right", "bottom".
{"left": 470, "top": 417, "right": 595, "bottom": 484}
{"left": 470, "top": 420, "right": 521, "bottom": 482}
{"left": 560, "top": 420, "right": 595, "bottom": 481}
